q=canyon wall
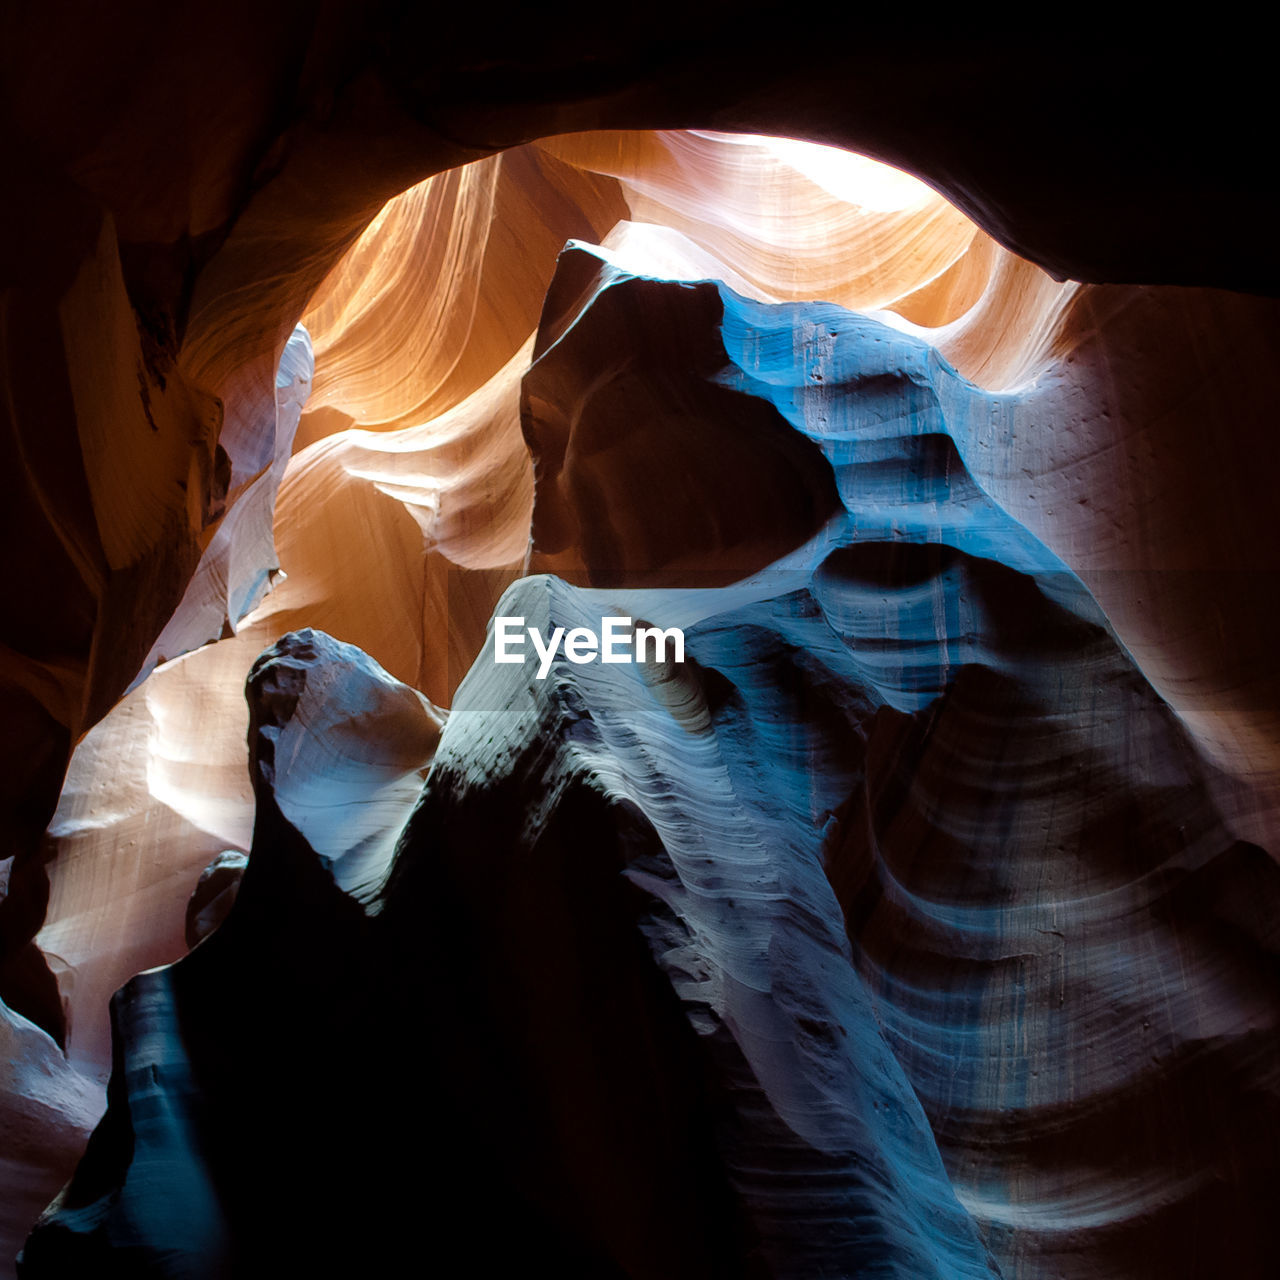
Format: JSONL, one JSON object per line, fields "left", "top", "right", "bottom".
{"left": 3, "top": 10, "right": 1278, "bottom": 1276}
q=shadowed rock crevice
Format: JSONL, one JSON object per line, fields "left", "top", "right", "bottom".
{"left": 8, "top": 77, "right": 1280, "bottom": 1273}
{"left": 27, "top": 258, "right": 1280, "bottom": 1276}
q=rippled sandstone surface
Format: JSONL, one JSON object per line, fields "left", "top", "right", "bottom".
{"left": 4, "top": 14, "right": 1279, "bottom": 1276}
{"left": 18, "top": 248, "right": 1280, "bottom": 1278}
{"left": 29, "top": 132, "right": 1064, "bottom": 1094}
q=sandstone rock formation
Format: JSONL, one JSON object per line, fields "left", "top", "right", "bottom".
{"left": 4, "top": 17, "right": 1275, "bottom": 930}
{"left": 31, "top": 132, "right": 1047, "bottom": 1091}
{"left": 19, "top": 246, "right": 1280, "bottom": 1278}
{"left": 0, "top": 1003, "right": 102, "bottom": 1272}
{"left": 184, "top": 852, "right": 247, "bottom": 950}
{"left": 3, "top": 12, "right": 1279, "bottom": 1277}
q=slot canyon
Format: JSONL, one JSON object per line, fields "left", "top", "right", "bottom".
{"left": 2, "top": 10, "right": 1278, "bottom": 1278}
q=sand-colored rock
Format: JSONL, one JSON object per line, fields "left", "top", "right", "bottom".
{"left": 0, "top": 1000, "right": 102, "bottom": 1272}
{"left": 303, "top": 146, "right": 625, "bottom": 438}
{"left": 35, "top": 135, "right": 1045, "bottom": 1083}
{"left": 24, "top": 244, "right": 1280, "bottom": 1280}
{"left": 5, "top": 19, "right": 1275, "bottom": 927}
{"left": 3, "top": 14, "right": 1278, "bottom": 1272}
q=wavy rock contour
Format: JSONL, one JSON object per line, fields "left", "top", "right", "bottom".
{"left": 23, "top": 248, "right": 1279, "bottom": 1278}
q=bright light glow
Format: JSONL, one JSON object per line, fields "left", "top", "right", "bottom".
{"left": 691, "top": 130, "right": 934, "bottom": 213}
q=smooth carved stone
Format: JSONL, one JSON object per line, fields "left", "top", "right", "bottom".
{"left": 301, "top": 145, "right": 627, "bottom": 442}
{"left": 23, "top": 134, "right": 1081, "bottom": 1101}
{"left": 0, "top": 1000, "right": 102, "bottom": 1274}
{"left": 19, "top": 134, "right": 1275, "bottom": 1140}
{"left": 184, "top": 853, "right": 248, "bottom": 950}
{"left": 244, "top": 629, "right": 445, "bottom": 900}
{"left": 384, "top": 573, "right": 1005, "bottom": 1280}
{"left": 21, "top": 632, "right": 445, "bottom": 1277}
{"left": 27, "top": 134, "right": 1075, "bottom": 1094}
{"left": 34, "top": 329, "right": 532, "bottom": 1083}
{"left": 526, "top": 243, "right": 1280, "bottom": 844}
{"left": 28, "top": 268, "right": 1278, "bottom": 1276}
{"left": 139, "top": 324, "right": 315, "bottom": 684}
{"left": 20, "top": 601, "right": 1002, "bottom": 1280}
{"left": 538, "top": 131, "right": 987, "bottom": 324}
{"left": 4, "top": 15, "right": 1277, "bottom": 1273}
{"left": 6, "top": 19, "right": 1277, "bottom": 1081}
{"left": 512, "top": 254, "right": 1280, "bottom": 1277}
{"left": 522, "top": 245, "right": 843, "bottom": 587}
{"left": 0, "top": 173, "right": 225, "bottom": 1039}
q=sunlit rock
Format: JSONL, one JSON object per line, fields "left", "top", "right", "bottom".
{"left": 244, "top": 629, "right": 444, "bottom": 900}
{"left": 24, "top": 252, "right": 1279, "bottom": 1278}
{"left": 4, "top": 16, "right": 1279, "bottom": 1275}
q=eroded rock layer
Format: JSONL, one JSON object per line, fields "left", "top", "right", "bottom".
{"left": 31, "top": 134, "right": 1047, "bottom": 1090}
{"left": 6, "top": 16, "right": 1278, "bottom": 1075}
{"left": 22, "top": 251, "right": 1279, "bottom": 1278}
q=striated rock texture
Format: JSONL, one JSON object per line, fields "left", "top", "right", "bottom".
{"left": 21, "top": 632, "right": 445, "bottom": 1278}
{"left": 0, "top": 1000, "right": 102, "bottom": 1272}
{"left": 519, "top": 253, "right": 1280, "bottom": 1274}
{"left": 139, "top": 323, "right": 314, "bottom": 678}
{"left": 4, "top": 12, "right": 1277, "bottom": 910}
{"left": 184, "top": 852, "right": 247, "bottom": 950}
{"left": 301, "top": 144, "right": 626, "bottom": 442}
{"left": 29, "top": 133, "right": 1050, "bottom": 1093}
{"left": 7, "top": 12, "right": 1277, "bottom": 1120}
{"left": 4, "top": 13, "right": 1279, "bottom": 1275}
{"left": 22, "top": 252, "right": 1280, "bottom": 1277}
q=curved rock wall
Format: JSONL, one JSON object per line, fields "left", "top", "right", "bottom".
{"left": 3, "top": 13, "right": 1279, "bottom": 1275}
{"left": 5, "top": 17, "right": 1276, "bottom": 911}
{"left": 21, "top": 248, "right": 1279, "bottom": 1278}
{"left": 32, "top": 133, "right": 1042, "bottom": 1089}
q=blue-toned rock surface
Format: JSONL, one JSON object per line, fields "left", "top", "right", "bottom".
{"left": 22, "top": 250, "right": 1280, "bottom": 1278}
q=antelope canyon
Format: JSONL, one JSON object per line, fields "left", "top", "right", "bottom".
{"left": 2, "top": 11, "right": 1277, "bottom": 1278}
